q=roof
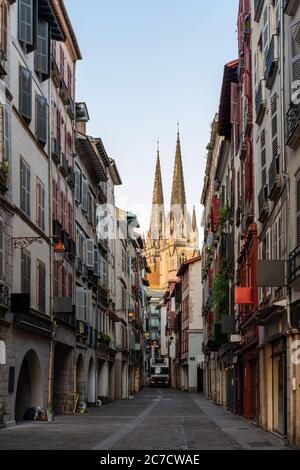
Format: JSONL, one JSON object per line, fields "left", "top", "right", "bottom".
{"left": 75, "top": 133, "right": 107, "bottom": 184}
{"left": 218, "top": 60, "right": 238, "bottom": 139}
{"left": 40, "top": 0, "right": 64, "bottom": 41}
{"left": 177, "top": 256, "right": 202, "bottom": 277}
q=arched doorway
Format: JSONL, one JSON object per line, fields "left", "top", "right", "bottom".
{"left": 87, "top": 358, "right": 96, "bottom": 404}
{"left": 15, "top": 350, "right": 43, "bottom": 421}
{"left": 76, "top": 354, "right": 85, "bottom": 402}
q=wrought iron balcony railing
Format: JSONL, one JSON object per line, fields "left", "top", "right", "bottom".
{"left": 265, "top": 35, "right": 279, "bottom": 89}
{"left": 268, "top": 157, "right": 282, "bottom": 201}
{"left": 255, "top": 81, "right": 266, "bottom": 125}
{"left": 286, "top": 103, "right": 300, "bottom": 149}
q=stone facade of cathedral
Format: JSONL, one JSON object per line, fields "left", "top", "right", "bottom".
{"left": 145, "top": 129, "right": 199, "bottom": 291}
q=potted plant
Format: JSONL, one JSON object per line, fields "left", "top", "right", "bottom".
{"left": 0, "top": 161, "right": 10, "bottom": 193}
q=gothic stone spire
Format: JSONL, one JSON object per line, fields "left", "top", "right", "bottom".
{"left": 171, "top": 125, "right": 186, "bottom": 211}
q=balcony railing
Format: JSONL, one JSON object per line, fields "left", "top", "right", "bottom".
{"left": 55, "top": 312, "right": 76, "bottom": 328}
{"left": 268, "top": 157, "right": 282, "bottom": 201}
{"left": 289, "top": 245, "right": 300, "bottom": 286}
{"left": 51, "top": 137, "right": 61, "bottom": 166}
{"left": 60, "top": 152, "right": 69, "bottom": 177}
{"left": 265, "top": 35, "right": 279, "bottom": 89}
{"left": 76, "top": 257, "right": 83, "bottom": 275}
{"left": 254, "top": 0, "right": 264, "bottom": 22}
{"left": 258, "top": 186, "right": 269, "bottom": 223}
{"left": 255, "top": 81, "right": 266, "bottom": 125}
{"left": 286, "top": 103, "right": 300, "bottom": 149}
{"left": 76, "top": 320, "right": 89, "bottom": 338}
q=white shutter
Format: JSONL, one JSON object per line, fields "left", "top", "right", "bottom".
{"left": 82, "top": 179, "right": 88, "bottom": 212}
{"left": 94, "top": 248, "right": 100, "bottom": 277}
{"left": 291, "top": 21, "right": 300, "bottom": 102}
{"left": 266, "top": 229, "right": 272, "bottom": 297}
{"left": 85, "top": 239, "right": 94, "bottom": 267}
{"left": 86, "top": 290, "right": 93, "bottom": 325}
{"left": 76, "top": 288, "right": 85, "bottom": 321}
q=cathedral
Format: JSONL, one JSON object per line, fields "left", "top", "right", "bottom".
{"left": 145, "top": 127, "right": 199, "bottom": 290}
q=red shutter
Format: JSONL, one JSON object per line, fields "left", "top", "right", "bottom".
{"left": 212, "top": 197, "right": 221, "bottom": 233}
{"left": 68, "top": 202, "right": 73, "bottom": 237}
{"left": 53, "top": 180, "right": 58, "bottom": 220}
{"left": 60, "top": 46, "right": 64, "bottom": 79}
{"left": 67, "top": 65, "right": 72, "bottom": 95}
{"left": 231, "top": 82, "right": 240, "bottom": 125}
{"left": 57, "top": 109, "right": 61, "bottom": 146}
{"left": 61, "top": 191, "right": 65, "bottom": 228}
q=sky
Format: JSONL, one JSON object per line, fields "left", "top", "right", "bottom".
{"left": 65, "top": 0, "right": 239, "bottom": 235}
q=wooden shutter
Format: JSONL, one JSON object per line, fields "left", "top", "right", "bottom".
{"left": 19, "top": 66, "right": 32, "bottom": 122}
{"left": 36, "top": 94, "right": 47, "bottom": 146}
{"left": 82, "top": 179, "right": 88, "bottom": 212}
{"left": 18, "top": 0, "right": 34, "bottom": 45}
{"left": 260, "top": 129, "right": 267, "bottom": 188}
{"left": 38, "top": 260, "right": 46, "bottom": 312}
{"left": 37, "top": 179, "right": 45, "bottom": 231}
{"left": 86, "top": 290, "right": 93, "bottom": 325}
{"left": 61, "top": 191, "right": 65, "bottom": 229}
{"left": 0, "top": 0, "right": 8, "bottom": 55}
{"left": 56, "top": 109, "right": 61, "bottom": 146}
{"left": 21, "top": 249, "right": 31, "bottom": 294}
{"left": 291, "top": 21, "right": 300, "bottom": 100}
{"left": 35, "top": 20, "right": 49, "bottom": 76}
{"left": 53, "top": 180, "right": 58, "bottom": 220}
{"left": 68, "top": 201, "right": 73, "bottom": 237}
{"left": 94, "top": 248, "right": 100, "bottom": 277}
{"left": 85, "top": 239, "right": 94, "bottom": 268}
{"left": 231, "top": 83, "right": 240, "bottom": 125}
{"left": 271, "top": 93, "right": 279, "bottom": 159}
{"left": 60, "top": 45, "right": 64, "bottom": 79}
{"left": 76, "top": 288, "right": 85, "bottom": 321}
{"left": 75, "top": 166, "right": 81, "bottom": 203}
{"left": 20, "top": 157, "right": 30, "bottom": 217}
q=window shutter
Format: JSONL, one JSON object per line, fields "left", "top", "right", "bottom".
{"left": 38, "top": 260, "right": 46, "bottom": 312}
{"left": 53, "top": 180, "right": 58, "bottom": 220}
{"left": 1, "top": 0, "right": 8, "bottom": 55}
{"left": 57, "top": 109, "right": 61, "bottom": 146}
{"left": 260, "top": 129, "right": 267, "bottom": 188}
{"left": 68, "top": 201, "right": 73, "bottom": 237}
{"left": 35, "top": 20, "right": 49, "bottom": 76}
{"left": 60, "top": 45, "right": 64, "bottom": 79}
{"left": 36, "top": 94, "right": 47, "bottom": 146}
{"left": 82, "top": 179, "right": 88, "bottom": 212}
{"left": 296, "top": 177, "right": 300, "bottom": 247}
{"left": 76, "top": 288, "right": 85, "bottom": 321}
{"left": 271, "top": 93, "right": 279, "bottom": 159}
{"left": 18, "top": 0, "right": 34, "bottom": 46}
{"left": 94, "top": 248, "right": 100, "bottom": 277}
{"left": 290, "top": 21, "right": 300, "bottom": 100}
{"left": 230, "top": 83, "right": 240, "bottom": 125}
{"left": 19, "top": 66, "right": 32, "bottom": 122}
{"left": 86, "top": 290, "right": 93, "bottom": 325}
{"left": 85, "top": 239, "right": 95, "bottom": 268}
{"left": 20, "top": 157, "right": 31, "bottom": 217}
{"left": 75, "top": 166, "right": 82, "bottom": 203}
{"left": 61, "top": 191, "right": 66, "bottom": 229}
{"left": 0, "top": 220, "right": 3, "bottom": 281}
{"left": 21, "top": 250, "right": 31, "bottom": 294}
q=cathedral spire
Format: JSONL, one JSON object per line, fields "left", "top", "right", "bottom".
{"left": 171, "top": 124, "right": 186, "bottom": 211}
{"left": 152, "top": 141, "right": 164, "bottom": 205}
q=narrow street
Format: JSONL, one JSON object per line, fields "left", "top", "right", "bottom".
{"left": 0, "top": 389, "right": 289, "bottom": 451}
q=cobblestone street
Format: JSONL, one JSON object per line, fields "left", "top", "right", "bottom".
{"left": 0, "top": 389, "right": 289, "bottom": 450}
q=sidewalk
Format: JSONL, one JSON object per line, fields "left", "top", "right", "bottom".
{"left": 192, "top": 394, "right": 290, "bottom": 450}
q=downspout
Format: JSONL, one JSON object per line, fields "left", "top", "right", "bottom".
{"left": 279, "top": 0, "right": 292, "bottom": 329}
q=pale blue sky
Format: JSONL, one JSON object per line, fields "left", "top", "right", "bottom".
{"left": 65, "top": 0, "right": 239, "bottom": 233}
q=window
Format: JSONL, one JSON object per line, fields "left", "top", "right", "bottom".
{"left": 260, "top": 129, "right": 267, "bottom": 188}
{"left": 19, "top": 66, "right": 32, "bottom": 122}
{"left": 85, "top": 239, "right": 94, "bottom": 268}
{"left": 36, "top": 178, "right": 45, "bottom": 231}
{"left": 21, "top": 249, "right": 31, "bottom": 294}
{"left": 35, "top": 20, "right": 49, "bottom": 77}
{"left": 82, "top": 178, "right": 88, "bottom": 212}
{"left": 18, "top": 0, "right": 34, "bottom": 47}
{"left": 35, "top": 94, "right": 47, "bottom": 146}
{"left": 0, "top": 218, "right": 4, "bottom": 281}
{"left": 75, "top": 165, "right": 82, "bottom": 203}
{"left": 20, "top": 157, "right": 30, "bottom": 217}
{"left": 76, "top": 288, "right": 91, "bottom": 323}
{"left": 0, "top": 0, "right": 8, "bottom": 57}
{"left": 37, "top": 259, "right": 46, "bottom": 312}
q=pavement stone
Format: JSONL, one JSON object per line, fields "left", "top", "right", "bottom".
{"left": 0, "top": 388, "right": 291, "bottom": 450}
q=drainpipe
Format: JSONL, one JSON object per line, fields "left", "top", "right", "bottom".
{"left": 48, "top": 71, "right": 54, "bottom": 408}
{"left": 279, "top": 0, "right": 292, "bottom": 330}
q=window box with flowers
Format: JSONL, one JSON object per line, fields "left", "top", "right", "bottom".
{"left": 0, "top": 161, "right": 9, "bottom": 194}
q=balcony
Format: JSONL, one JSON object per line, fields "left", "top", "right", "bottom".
{"left": 76, "top": 258, "right": 83, "bottom": 275}
{"left": 254, "top": 0, "right": 264, "bottom": 22}
{"left": 284, "top": 0, "right": 299, "bottom": 15}
{"left": 289, "top": 245, "right": 300, "bottom": 288}
{"left": 268, "top": 157, "right": 282, "bottom": 201}
{"left": 258, "top": 186, "right": 269, "bottom": 223}
{"left": 265, "top": 35, "right": 279, "bottom": 89}
{"left": 255, "top": 81, "right": 266, "bottom": 125}
{"left": 286, "top": 103, "right": 300, "bottom": 149}
{"left": 51, "top": 137, "right": 61, "bottom": 166}
{"left": 60, "top": 152, "right": 69, "bottom": 177}
{"left": 76, "top": 320, "right": 89, "bottom": 338}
